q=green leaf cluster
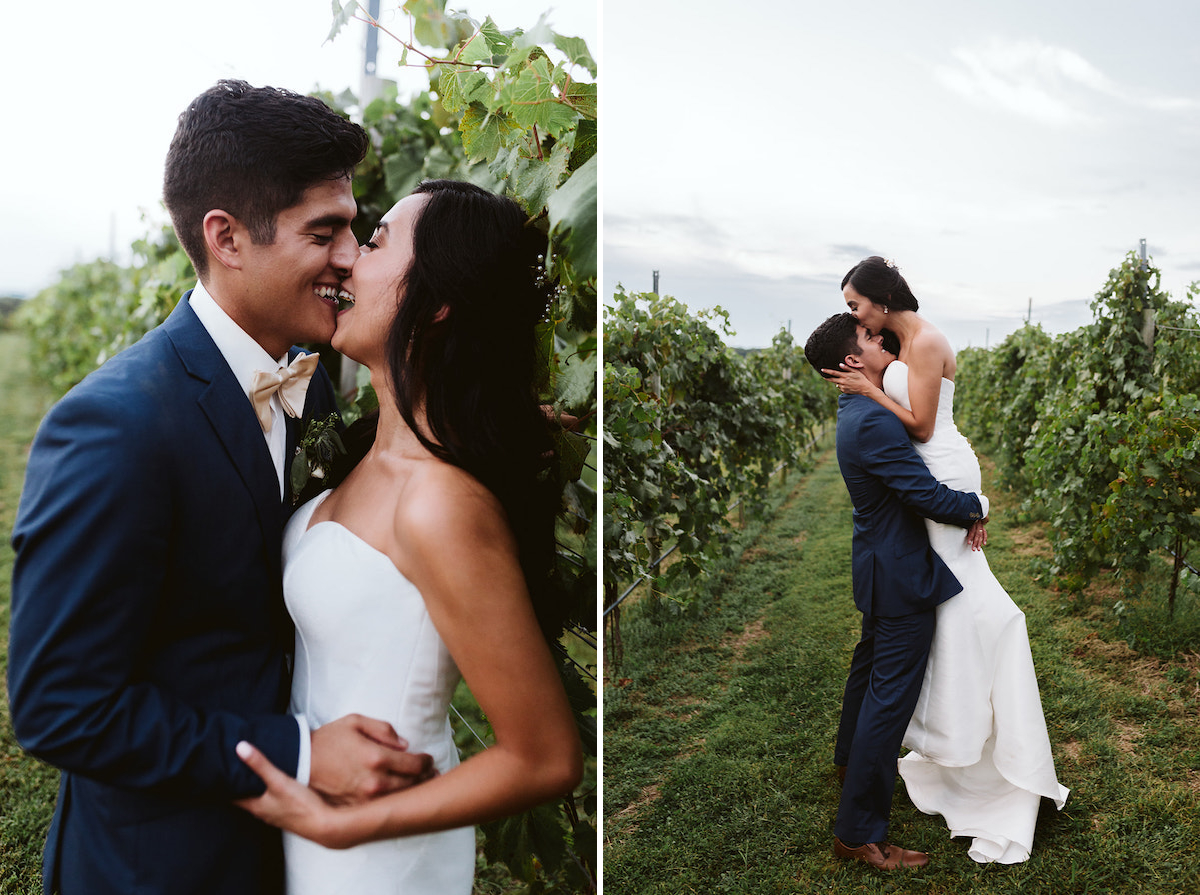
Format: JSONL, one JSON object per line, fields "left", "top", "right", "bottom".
{"left": 17, "top": 225, "right": 194, "bottom": 393}
{"left": 409, "top": 0, "right": 597, "bottom": 296}
{"left": 955, "top": 251, "right": 1200, "bottom": 603}
{"left": 603, "top": 288, "right": 834, "bottom": 609}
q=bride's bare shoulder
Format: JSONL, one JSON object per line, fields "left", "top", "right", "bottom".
{"left": 911, "top": 320, "right": 953, "bottom": 355}
{"left": 393, "top": 461, "right": 513, "bottom": 558}
{"left": 908, "top": 320, "right": 955, "bottom": 373}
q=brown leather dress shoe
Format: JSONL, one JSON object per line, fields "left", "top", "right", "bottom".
{"left": 833, "top": 837, "right": 929, "bottom": 869}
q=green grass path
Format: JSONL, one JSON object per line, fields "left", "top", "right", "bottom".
{"left": 603, "top": 446, "right": 1200, "bottom": 894}
{"left": 0, "top": 331, "right": 59, "bottom": 894}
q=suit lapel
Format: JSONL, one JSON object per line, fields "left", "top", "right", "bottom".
{"left": 163, "top": 296, "right": 285, "bottom": 577}
{"left": 282, "top": 348, "right": 316, "bottom": 510}
{"left": 283, "top": 412, "right": 302, "bottom": 510}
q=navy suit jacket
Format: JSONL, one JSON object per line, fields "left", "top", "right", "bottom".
{"left": 8, "top": 293, "right": 339, "bottom": 894}
{"left": 835, "top": 393, "right": 985, "bottom": 618}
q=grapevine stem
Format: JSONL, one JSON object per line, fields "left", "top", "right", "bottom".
{"left": 354, "top": 11, "right": 500, "bottom": 70}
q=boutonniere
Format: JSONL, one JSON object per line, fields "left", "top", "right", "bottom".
{"left": 290, "top": 412, "right": 346, "bottom": 506}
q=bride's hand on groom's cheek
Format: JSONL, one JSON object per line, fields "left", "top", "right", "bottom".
{"left": 822, "top": 366, "right": 871, "bottom": 395}
{"left": 309, "top": 714, "right": 437, "bottom": 806}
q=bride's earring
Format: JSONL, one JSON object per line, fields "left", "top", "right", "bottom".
{"left": 884, "top": 306, "right": 889, "bottom": 314}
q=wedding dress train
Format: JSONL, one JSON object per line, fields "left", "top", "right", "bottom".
{"left": 884, "top": 360, "right": 1068, "bottom": 864}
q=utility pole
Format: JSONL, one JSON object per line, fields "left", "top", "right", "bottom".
{"left": 340, "top": 0, "right": 385, "bottom": 400}
{"left": 360, "top": 0, "right": 384, "bottom": 108}
{"left": 652, "top": 270, "right": 659, "bottom": 295}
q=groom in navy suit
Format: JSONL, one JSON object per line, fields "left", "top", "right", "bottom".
{"left": 804, "top": 313, "right": 987, "bottom": 870}
{"left": 9, "top": 81, "right": 431, "bottom": 895}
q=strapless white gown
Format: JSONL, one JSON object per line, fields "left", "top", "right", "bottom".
{"left": 281, "top": 491, "right": 475, "bottom": 894}
{"left": 884, "top": 361, "right": 1068, "bottom": 864}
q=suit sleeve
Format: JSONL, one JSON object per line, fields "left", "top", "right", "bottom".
{"left": 8, "top": 386, "right": 299, "bottom": 800}
{"left": 858, "top": 409, "right": 985, "bottom": 528}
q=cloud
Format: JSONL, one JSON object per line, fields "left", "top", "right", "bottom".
{"left": 829, "top": 244, "right": 879, "bottom": 262}
{"left": 933, "top": 38, "right": 1200, "bottom": 126}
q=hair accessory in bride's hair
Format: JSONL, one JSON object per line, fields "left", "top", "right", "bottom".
{"left": 885, "top": 258, "right": 899, "bottom": 271}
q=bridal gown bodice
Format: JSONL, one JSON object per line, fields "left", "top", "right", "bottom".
{"left": 883, "top": 362, "right": 980, "bottom": 493}
{"left": 281, "top": 491, "right": 475, "bottom": 894}
{"left": 883, "top": 360, "right": 1068, "bottom": 864}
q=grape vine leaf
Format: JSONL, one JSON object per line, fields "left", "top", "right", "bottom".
{"left": 553, "top": 32, "right": 597, "bottom": 77}
{"left": 499, "top": 59, "right": 580, "bottom": 138}
{"left": 513, "top": 140, "right": 572, "bottom": 217}
{"left": 481, "top": 801, "right": 570, "bottom": 882}
{"left": 562, "top": 81, "right": 598, "bottom": 120}
{"left": 459, "top": 104, "right": 525, "bottom": 161}
{"left": 569, "top": 117, "right": 597, "bottom": 170}
{"left": 403, "top": 0, "right": 467, "bottom": 49}
{"left": 547, "top": 155, "right": 596, "bottom": 281}
{"left": 436, "top": 34, "right": 493, "bottom": 114}
{"left": 512, "top": 12, "right": 554, "bottom": 50}
{"left": 326, "top": 0, "right": 359, "bottom": 43}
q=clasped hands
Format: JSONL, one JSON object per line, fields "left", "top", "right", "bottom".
{"left": 235, "top": 713, "right": 435, "bottom": 848}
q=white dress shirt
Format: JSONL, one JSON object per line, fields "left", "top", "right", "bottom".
{"left": 187, "top": 282, "right": 313, "bottom": 784}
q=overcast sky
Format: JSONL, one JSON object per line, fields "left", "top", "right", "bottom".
{"left": 0, "top": 0, "right": 596, "bottom": 298}
{"left": 603, "top": 0, "right": 1200, "bottom": 349}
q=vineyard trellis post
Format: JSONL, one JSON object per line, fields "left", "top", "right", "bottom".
{"left": 1140, "top": 237, "right": 1156, "bottom": 350}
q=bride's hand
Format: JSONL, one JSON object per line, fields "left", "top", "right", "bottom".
{"left": 821, "top": 365, "right": 873, "bottom": 396}
{"left": 235, "top": 740, "right": 353, "bottom": 849}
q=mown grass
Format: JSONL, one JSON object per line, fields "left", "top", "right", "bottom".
{"left": 603, "top": 445, "right": 1200, "bottom": 894}
{"left": 0, "top": 331, "right": 59, "bottom": 894}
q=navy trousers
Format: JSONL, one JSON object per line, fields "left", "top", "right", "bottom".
{"left": 833, "top": 608, "right": 936, "bottom": 844}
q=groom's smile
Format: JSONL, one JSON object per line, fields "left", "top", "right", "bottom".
{"left": 233, "top": 177, "right": 359, "bottom": 357}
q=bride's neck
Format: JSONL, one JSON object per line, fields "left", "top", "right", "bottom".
{"left": 368, "top": 369, "right": 436, "bottom": 460}
{"left": 886, "top": 310, "right": 923, "bottom": 347}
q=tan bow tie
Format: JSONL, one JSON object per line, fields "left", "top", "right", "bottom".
{"left": 249, "top": 353, "right": 320, "bottom": 433}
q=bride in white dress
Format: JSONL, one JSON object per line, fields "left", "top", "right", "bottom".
{"left": 234, "top": 180, "right": 582, "bottom": 892}
{"left": 825, "top": 256, "right": 1068, "bottom": 863}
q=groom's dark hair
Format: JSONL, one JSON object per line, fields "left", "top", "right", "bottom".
{"left": 804, "top": 313, "right": 861, "bottom": 379}
{"left": 163, "top": 79, "right": 368, "bottom": 278}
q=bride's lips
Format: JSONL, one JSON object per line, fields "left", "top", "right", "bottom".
{"left": 314, "top": 285, "right": 354, "bottom": 311}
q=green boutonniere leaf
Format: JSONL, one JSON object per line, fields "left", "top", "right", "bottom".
{"left": 291, "top": 412, "right": 346, "bottom": 505}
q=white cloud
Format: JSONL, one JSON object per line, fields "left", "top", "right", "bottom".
{"left": 934, "top": 40, "right": 1100, "bottom": 125}
{"left": 934, "top": 38, "right": 1200, "bottom": 126}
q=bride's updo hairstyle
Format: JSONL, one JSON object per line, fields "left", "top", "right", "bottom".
{"left": 841, "top": 256, "right": 919, "bottom": 313}
{"left": 387, "top": 179, "right": 561, "bottom": 637}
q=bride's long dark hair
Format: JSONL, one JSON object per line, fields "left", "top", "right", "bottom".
{"left": 384, "top": 179, "right": 560, "bottom": 637}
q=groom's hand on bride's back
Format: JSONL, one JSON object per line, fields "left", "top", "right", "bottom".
{"left": 967, "top": 517, "right": 990, "bottom": 551}
{"left": 309, "top": 713, "right": 436, "bottom": 804}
